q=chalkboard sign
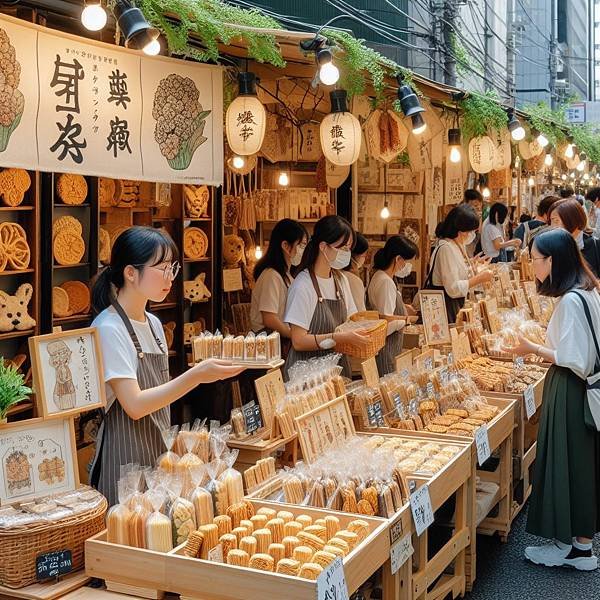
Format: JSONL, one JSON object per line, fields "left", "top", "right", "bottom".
{"left": 391, "top": 393, "right": 405, "bottom": 419}
{"left": 366, "top": 400, "right": 385, "bottom": 427}
{"left": 242, "top": 401, "right": 263, "bottom": 435}
{"left": 36, "top": 550, "right": 72, "bottom": 581}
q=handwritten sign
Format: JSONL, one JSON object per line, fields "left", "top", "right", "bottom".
{"left": 36, "top": 550, "right": 72, "bottom": 581}
{"left": 223, "top": 268, "right": 243, "bottom": 292}
{"left": 391, "top": 392, "right": 405, "bottom": 418}
{"left": 410, "top": 484, "right": 434, "bottom": 536}
{"left": 361, "top": 357, "right": 380, "bottom": 388}
{"left": 366, "top": 400, "right": 385, "bottom": 427}
{"left": 475, "top": 425, "right": 491, "bottom": 466}
{"left": 420, "top": 290, "right": 450, "bottom": 345}
{"left": 524, "top": 385, "right": 536, "bottom": 420}
{"left": 390, "top": 533, "right": 414, "bottom": 575}
{"left": 208, "top": 544, "right": 224, "bottom": 563}
{"left": 395, "top": 350, "right": 414, "bottom": 374}
{"left": 254, "top": 369, "right": 285, "bottom": 431}
{"left": 316, "top": 557, "right": 349, "bottom": 600}
{"left": 242, "top": 401, "right": 262, "bottom": 435}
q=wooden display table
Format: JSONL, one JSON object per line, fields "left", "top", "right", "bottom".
{"left": 227, "top": 432, "right": 298, "bottom": 471}
{"left": 0, "top": 572, "right": 90, "bottom": 600}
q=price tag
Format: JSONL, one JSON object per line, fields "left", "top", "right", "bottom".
{"left": 242, "top": 401, "right": 263, "bottom": 435}
{"left": 524, "top": 385, "right": 536, "bottom": 420}
{"left": 367, "top": 400, "right": 385, "bottom": 427}
{"left": 391, "top": 392, "right": 404, "bottom": 418}
{"left": 426, "top": 382, "right": 434, "bottom": 398}
{"left": 514, "top": 356, "right": 525, "bottom": 370}
{"left": 475, "top": 425, "right": 491, "bottom": 466}
{"left": 36, "top": 550, "right": 72, "bottom": 581}
{"left": 424, "top": 357, "right": 434, "bottom": 371}
{"left": 410, "top": 484, "right": 434, "bottom": 536}
{"left": 316, "top": 557, "right": 349, "bottom": 600}
{"left": 401, "top": 369, "right": 410, "bottom": 380}
{"left": 208, "top": 544, "right": 224, "bottom": 563}
{"left": 390, "top": 533, "right": 414, "bottom": 575}
{"left": 439, "top": 367, "right": 448, "bottom": 385}
{"left": 447, "top": 352, "right": 454, "bottom": 366}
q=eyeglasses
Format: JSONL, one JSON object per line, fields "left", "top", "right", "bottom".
{"left": 531, "top": 257, "right": 548, "bottom": 262}
{"left": 133, "top": 261, "right": 181, "bottom": 280}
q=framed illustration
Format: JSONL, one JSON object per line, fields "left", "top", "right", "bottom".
{"left": 29, "top": 327, "right": 106, "bottom": 419}
{"left": 419, "top": 290, "right": 451, "bottom": 345}
{"left": 0, "top": 417, "right": 78, "bottom": 505}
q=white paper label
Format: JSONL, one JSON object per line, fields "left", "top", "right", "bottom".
{"left": 316, "top": 557, "right": 349, "bottom": 600}
{"left": 524, "top": 385, "right": 536, "bottom": 420}
{"left": 448, "top": 352, "right": 454, "bottom": 365}
{"left": 410, "top": 484, "right": 434, "bottom": 536}
{"left": 475, "top": 424, "right": 491, "bottom": 466}
{"left": 208, "top": 544, "right": 223, "bottom": 563}
{"left": 390, "top": 533, "right": 414, "bottom": 575}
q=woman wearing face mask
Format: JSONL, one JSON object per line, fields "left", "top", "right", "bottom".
{"left": 250, "top": 219, "right": 308, "bottom": 343}
{"left": 343, "top": 233, "right": 369, "bottom": 312}
{"left": 481, "top": 202, "right": 522, "bottom": 263}
{"left": 367, "top": 235, "right": 419, "bottom": 375}
{"left": 284, "top": 215, "right": 370, "bottom": 378}
{"left": 549, "top": 198, "right": 600, "bottom": 278}
{"left": 424, "top": 205, "right": 493, "bottom": 323}
{"left": 503, "top": 229, "right": 600, "bottom": 571}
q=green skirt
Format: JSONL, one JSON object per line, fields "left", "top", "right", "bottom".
{"left": 526, "top": 365, "right": 600, "bottom": 544}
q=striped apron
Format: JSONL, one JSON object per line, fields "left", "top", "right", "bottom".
{"left": 90, "top": 300, "right": 170, "bottom": 506}
{"left": 372, "top": 287, "right": 406, "bottom": 376}
{"left": 284, "top": 270, "right": 351, "bottom": 379}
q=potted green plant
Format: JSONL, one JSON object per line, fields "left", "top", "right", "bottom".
{"left": 0, "top": 361, "right": 32, "bottom": 424}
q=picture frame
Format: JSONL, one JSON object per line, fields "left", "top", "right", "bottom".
{"left": 29, "top": 327, "right": 106, "bottom": 419}
{"left": 419, "top": 290, "right": 451, "bottom": 345}
{"left": 0, "top": 417, "right": 78, "bottom": 505}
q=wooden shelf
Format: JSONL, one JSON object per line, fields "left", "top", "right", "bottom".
{"left": 54, "top": 203, "right": 91, "bottom": 208}
{"left": 0, "top": 206, "right": 34, "bottom": 212}
{"left": 54, "top": 313, "right": 92, "bottom": 324}
{"left": 183, "top": 257, "right": 211, "bottom": 263}
{"left": 185, "top": 217, "right": 212, "bottom": 222}
{"left": 0, "top": 268, "right": 35, "bottom": 276}
{"left": 7, "top": 400, "right": 34, "bottom": 417}
{"left": 153, "top": 217, "right": 176, "bottom": 223}
{"left": 151, "top": 301, "right": 178, "bottom": 310}
{"left": 54, "top": 262, "right": 91, "bottom": 269}
{"left": 0, "top": 329, "right": 35, "bottom": 341}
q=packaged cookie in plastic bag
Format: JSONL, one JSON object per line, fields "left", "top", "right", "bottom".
{"left": 157, "top": 425, "right": 180, "bottom": 473}
{"left": 167, "top": 473, "right": 196, "bottom": 546}
{"left": 189, "top": 464, "right": 214, "bottom": 526}
{"left": 218, "top": 449, "right": 244, "bottom": 508}
{"left": 106, "top": 478, "right": 132, "bottom": 545}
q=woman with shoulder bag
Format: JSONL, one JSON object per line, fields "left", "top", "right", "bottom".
{"left": 504, "top": 228, "right": 600, "bottom": 570}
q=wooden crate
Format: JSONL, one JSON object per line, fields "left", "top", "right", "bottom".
{"left": 86, "top": 500, "right": 389, "bottom": 600}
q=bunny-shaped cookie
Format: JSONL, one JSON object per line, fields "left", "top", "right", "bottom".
{"left": 0, "top": 284, "right": 36, "bottom": 332}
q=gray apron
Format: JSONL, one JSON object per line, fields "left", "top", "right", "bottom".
{"left": 284, "top": 270, "right": 351, "bottom": 379}
{"left": 371, "top": 284, "right": 406, "bottom": 376}
{"left": 90, "top": 300, "right": 170, "bottom": 506}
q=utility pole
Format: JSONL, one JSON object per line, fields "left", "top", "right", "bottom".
{"left": 484, "top": 0, "right": 491, "bottom": 91}
{"left": 506, "top": 0, "right": 516, "bottom": 102}
{"left": 549, "top": 0, "right": 558, "bottom": 108}
{"left": 442, "top": 0, "right": 457, "bottom": 86}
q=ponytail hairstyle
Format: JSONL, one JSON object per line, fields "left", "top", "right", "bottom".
{"left": 344, "top": 233, "right": 369, "bottom": 272}
{"left": 92, "top": 226, "right": 179, "bottom": 315}
{"left": 373, "top": 235, "right": 419, "bottom": 270}
{"left": 435, "top": 204, "right": 480, "bottom": 239}
{"left": 298, "top": 215, "right": 355, "bottom": 272}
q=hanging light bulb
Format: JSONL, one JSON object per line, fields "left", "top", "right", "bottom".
{"left": 570, "top": 172, "right": 576, "bottom": 179}
{"left": 584, "top": 173, "right": 590, "bottom": 180}
{"left": 561, "top": 173, "right": 567, "bottom": 180}
{"left": 81, "top": 1, "right": 107, "bottom": 31}
{"left": 232, "top": 155, "right": 246, "bottom": 169}
{"left": 278, "top": 171, "right": 289, "bottom": 186}
{"left": 577, "top": 153, "right": 587, "bottom": 172}
{"left": 544, "top": 153, "right": 553, "bottom": 167}
{"left": 534, "top": 130, "right": 549, "bottom": 148}
{"left": 316, "top": 47, "right": 339, "bottom": 86}
{"left": 448, "top": 128, "right": 462, "bottom": 163}
{"left": 380, "top": 204, "right": 390, "bottom": 219}
{"left": 397, "top": 76, "right": 426, "bottom": 135}
{"left": 143, "top": 38, "right": 161, "bottom": 56}
{"left": 507, "top": 110, "right": 525, "bottom": 141}
{"left": 254, "top": 246, "right": 263, "bottom": 260}
{"left": 565, "top": 142, "right": 575, "bottom": 159}
{"left": 482, "top": 187, "right": 491, "bottom": 199}
{"left": 113, "top": 0, "right": 159, "bottom": 52}
{"left": 527, "top": 177, "right": 535, "bottom": 187}
{"left": 411, "top": 113, "right": 427, "bottom": 135}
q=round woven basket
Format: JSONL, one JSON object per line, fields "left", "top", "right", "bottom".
{"left": 336, "top": 312, "right": 388, "bottom": 359}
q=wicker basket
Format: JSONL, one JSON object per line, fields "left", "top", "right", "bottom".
{"left": 336, "top": 315, "right": 388, "bottom": 359}
{"left": 0, "top": 495, "right": 107, "bottom": 588}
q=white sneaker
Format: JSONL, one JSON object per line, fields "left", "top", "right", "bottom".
{"left": 525, "top": 541, "right": 598, "bottom": 571}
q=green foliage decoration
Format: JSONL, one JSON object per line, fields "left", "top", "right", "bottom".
{"left": 460, "top": 90, "right": 508, "bottom": 140}
{"left": 521, "top": 101, "right": 568, "bottom": 146}
{"left": 0, "top": 362, "right": 31, "bottom": 420}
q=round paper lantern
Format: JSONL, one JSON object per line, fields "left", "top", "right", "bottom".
{"left": 518, "top": 140, "right": 534, "bottom": 160}
{"left": 325, "top": 160, "right": 350, "bottom": 189}
{"left": 529, "top": 139, "right": 544, "bottom": 157}
{"left": 468, "top": 136, "right": 496, "bottom": 173}
{"left": 320, "top": 90, "right": 362, "bottom": 167}
{"left": 566, "top": 154, "right": 580, "bottom": 170}
{"left": 225, "top": 72, "right": 266, "bottom": 156}
{"left": 492, "top": 130, "right": 512, "bottom": 169}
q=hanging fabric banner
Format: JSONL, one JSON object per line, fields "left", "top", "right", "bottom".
{"left": 0, "top": 13, "right": 223, "bottom": 185}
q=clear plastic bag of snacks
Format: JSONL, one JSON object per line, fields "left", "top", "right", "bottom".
{"left": 167, "top": 473, "right": 196, "bottom": 546}
{"left": 157, "top": 425, "right": 180, "bottom": 473}
{"left": 218, "top": 449, "right": 244, "bottom": 508}
{"left": 106, "top": 478, "right": 132, "bottom": 545}
{"left": 145, "top": 488, "right": 173, "bottom": 552}
{"left": 189, "top": 464, "right": 214, "bottom": 526}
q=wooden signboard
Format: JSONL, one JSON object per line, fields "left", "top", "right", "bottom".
{"left": 361, "top": 357, "right": 380, "bottom": 388}
{"left": 254, "top": 369, "right": 285, "bottom": 433}
{"left": 223, "top": 268, "right": 243, "bottom": 292}
{"left": 395, "top": 349, "right": 414, "bottom": 375}
{"left": 419, "top": 290, "right": 451, "bottom": 345}
{"left": 451, "top": 328, "right": 472, "bottom": 361}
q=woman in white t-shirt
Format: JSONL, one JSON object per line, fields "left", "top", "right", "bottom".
{"left": 250, "top": 219, "right": 308, "bottom": 349}
{"left": 504, "top": 229, "right": 600, "bottom": 571}
{"left": 89, "top": 227, "right": 244, "bottom": 505}
{"left": 481, "top": 202, "right": 520, "bottom": 262}
{"left": 367, "top": 235, "right": 419, "bottom": 375}
{"left": 343, "top": 233, "right": 369, "bottom": 312}
{"left": 284, "top": 216, "right": 369, "bottom": 378}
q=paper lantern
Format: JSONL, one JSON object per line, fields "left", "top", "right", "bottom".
{"left": 320, "top": 90, "right": 361, "bottom": 167}
{"left": 325, "top": 160, "right": 350, "bottom": 189}
{"left": 518, "top": 140, "right": 534, "bottom": 160}
{"left": 468, "top": 136, "right": 496, "bottom": 173}
{"left": 225, "top": 73, "right": 266, "bottom": 156}
{"left": 491, "top": 129, "right": 512, "bottom": 169}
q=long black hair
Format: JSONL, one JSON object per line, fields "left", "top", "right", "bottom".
{"left": 373, "top": 235, "right": 419, "bottom": 270}
{"left": 435, "top": 205, "right": 480, "bottom": 239}
{"left": 344, "top": 233, "right": 369, "bottom": 272}
{"left": 533, "top": 228, "right": 597, "bottom": 297}
{"left": 92, "top": 226, "right": 179, "bottom": 314}
{"left": 298, "top": 215, "right": 355, "bottom": 272}
{"left": 488, "top": 202, "right": 508, "bottom": 225}
{"left": 254, "top": 219, "right": 308, "bottom": 281}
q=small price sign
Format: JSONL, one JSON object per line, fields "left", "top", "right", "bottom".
{"left": 242, "top": 401, "right": 263, "bottom": 435}
{"left": 514, "top": 356, "right": 525, "bottom": 370}
{"left": 401, "top": 369, "right": 410, "bottom": 379}
{"left": 426, "top": 382, "right": 435, "bottom": 398}
{"left": 447, "top": 352, "right": 454, "bottom": 366}
{"left": 424, "top": 357, "right": 434, "bottom": 371}
{"left": 524, "top": 385, "right": 536, "bottom": 420}
{"left": 367, "top": 400, "right": 385, "bottom": 427}
{"left": 390, "top": 533, "right": 414, "bottom": 575}
{"left": 475, "top": 425, "right": 491, "bottom": 466}
{"left": 208, "top": 544, "right": 224, "bottom": 563}
{"left": 410, "top": 484, "right": 434, "bottom": 536}
{"left": 316, "top": 557, "right": 349, "bottom": 600}
{"left": 392, "top": 392, "right": 404, "bottom": 418}
{"left": 36, "top": 550, "right": 72, "bottom": 581}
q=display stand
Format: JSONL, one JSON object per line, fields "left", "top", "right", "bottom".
{"left": 0, "top": 570, "right": 90, "bottom": 600}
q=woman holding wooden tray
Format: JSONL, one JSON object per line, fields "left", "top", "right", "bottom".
{"left": 504, "top": 228, "right": 600, "bottom": 571}
{"left": 367, "top": 235, "right": 419, "bottom": 375}
{"left": 283, "top": 215, "right": 369, "bottom": 379}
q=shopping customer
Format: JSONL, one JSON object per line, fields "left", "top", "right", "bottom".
{"left": 89, "top": 227, "right": 245, "bottom": 505}
{"left": 549, "top": 198, "right": 600, "bottom": 277}
{"left": 424, "top": 205, "right": 493, "bottom": 323}
{"left": 250, "top": 218, "right": 308, "bottom": 341}
{"left": 481, "top": 202, "right": 521, "bottom": 262}
{"left": 504, "top": 228, "right": 600, "bottom": 571}
{"left": 461, "top": 189, "right": 483, "bottom": 256}
{"left": 513, "top": 195, "right": 558, "bottom": 248}
{"left": 367, "top": 235, "right": 419, "bottom": 375}
{"left": 284, "top": 215, "right": 369, "bottom": 378}
{"left": 343, "top": 233, "right": 369, "bottom": 312}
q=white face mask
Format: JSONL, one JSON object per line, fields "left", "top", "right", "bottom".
{"left": 324, "top": 245, "right": 351, "bottom": 270}
{"left": 291, "top": 245, "right": 304, "bottom": 267}
{"left": 464, "top": 231, "right": 476, "bottom": 245}
{"left": 396, "top": 261, "right": 412, "bottom": 278}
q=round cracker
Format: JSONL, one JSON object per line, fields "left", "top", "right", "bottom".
{"left": 60, "top": 280, "right": 90, "bottom": 315}
{"left": 53, "top": 216, "right": 83, "bottom": 238}
{"left": 53, "top": 286, "right": 71, "bottom": 318}
{"left": 56, "top": 173, "right": 88, "bottom": 205}
{"left": 53, "top": 230, "right": 85, "bottom": 266}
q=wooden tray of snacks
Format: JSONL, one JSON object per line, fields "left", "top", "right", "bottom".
{"left": 86, "top": 500, "right": 389, "bottom": 600}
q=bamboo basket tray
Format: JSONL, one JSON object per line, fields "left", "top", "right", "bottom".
{"left": 335, "top": 316, "right": 387, "bottom": 359}
{"left": 0, "top": 495, "right": 107, "bottom": 589}
{"left": 86, "top": 500, "right": 390, "bottom": 600}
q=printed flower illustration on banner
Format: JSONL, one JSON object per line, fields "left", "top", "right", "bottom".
{"left": 152, "top": 73, "right": 211, "bottom": 170}
{"left": 0, "top": 27, "right": 24, "bottom": 153}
